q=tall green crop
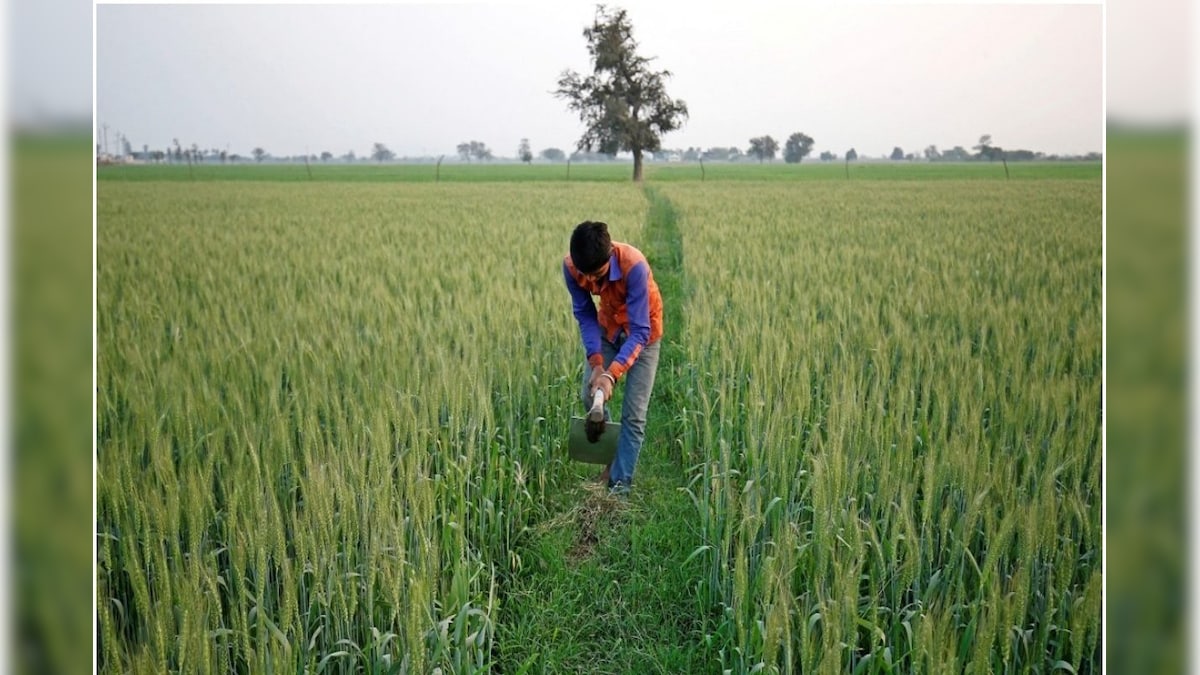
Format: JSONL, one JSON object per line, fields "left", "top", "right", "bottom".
{"left": 96, "top": 181, "right": 646, "bottom": 673}
{"left": 667, "top": 180, "right": 1101, "bottom": 673}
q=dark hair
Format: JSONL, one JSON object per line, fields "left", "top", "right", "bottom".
{"left": 570, "top": 221, "right": 612, "bottom": 273}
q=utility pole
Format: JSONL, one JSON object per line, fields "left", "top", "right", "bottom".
{"left": 102, "top": 123, "right": 109, "bottom": 155}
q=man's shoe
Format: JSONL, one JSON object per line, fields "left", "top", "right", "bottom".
{"left": 607, "top": 482, "right": 631, "bottom": 498}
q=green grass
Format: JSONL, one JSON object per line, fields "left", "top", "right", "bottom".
{"left": 96, "top": 164, "right": 1102, "bottom": 672}
{"left": 665, "top": 179, "right": 1101, "bottom": 672}
{"left": 95, "top": 181, "right": 648, "bottom": 673}
{"left": 495, "top": 463, "right": 712, "bottom": 674}
{"left": 494, "top": 182, "right": 707, "bottom": 674}
{"left": 651, "top": 161, "right": 1099, "bottom": 182}
{"left": 15, "top": 132, "right": 94, "bottom": 675}
{"left": 97, "top": 162, "right": 635, "bottom": 183}
{"left": 96, "top": 160, "right": 1100, "bottom": 183}
{"left": 1105, "top": 127, "right": 1187, "bottom": 674}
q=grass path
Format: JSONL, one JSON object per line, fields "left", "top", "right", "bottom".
{"left": 494, "top": 188, "right": 714, "bottom": 673}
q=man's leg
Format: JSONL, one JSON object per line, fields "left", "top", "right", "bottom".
{"left": 608, "top": 340, "right": 661, "bottom": 488}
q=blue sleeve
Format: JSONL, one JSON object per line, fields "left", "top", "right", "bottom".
{"left": 564, "top": 260, "right": 602, "bottom": 359}
{"left": 613, "top": 261, "right": 651, "bottom": 367}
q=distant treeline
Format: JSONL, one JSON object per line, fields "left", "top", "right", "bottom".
{"left": 653, "top": 145, "right": 1101, "bottom": 163}
{"left": 101, "top": 141, "right": 1101, "bottom": 166}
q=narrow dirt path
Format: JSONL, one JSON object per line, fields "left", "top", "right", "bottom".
{"left": 493, "top": 187, "right": 713, "bottom": 673}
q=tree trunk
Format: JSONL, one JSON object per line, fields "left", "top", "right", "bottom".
{"left": 632, "top": 148, "right": 643, "bottom": 182}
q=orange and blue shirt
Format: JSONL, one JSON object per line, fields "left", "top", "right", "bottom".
{"left": 563, "top": 241, "right": 664, "bottom": 381}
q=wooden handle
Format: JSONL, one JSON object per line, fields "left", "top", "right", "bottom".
{"left": 588, "top": 389, "right": 605, "bottom": 421}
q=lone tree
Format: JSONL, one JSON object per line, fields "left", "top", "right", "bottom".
{"left": 372, "top": 143, "right": 395, "bottom": 163}
{"left": 457, "top": 141, "right": 492, "bottom": 162}
{"left": 974, "top": 134, "right": 997, "bottom": 160}
{"left": 554, "top": 5, "right": 689, "bottom": 182}
{"left": 784, "top": 132, "right": 815, "bottom": 163}
{"left": 518, "top": 138, "right": 533, "bottom": 164}
{"left": 974, "top": 134, "right": 1009, "bottom": 178}
{"left": 747, "top": 136, "right": 779, "bottom": 163}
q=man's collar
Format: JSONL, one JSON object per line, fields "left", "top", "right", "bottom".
{"left": 607, "top": 251, "right": 621, "bottom": 281}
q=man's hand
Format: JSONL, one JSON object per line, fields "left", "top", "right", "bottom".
{"left": 588, "top": 365, "right": 606, "bottom": 396}
{"left": 592, "top": 367, "right": 614, "bottom": 398}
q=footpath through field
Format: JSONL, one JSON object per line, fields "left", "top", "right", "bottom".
{"left": 494, "top": 188, "right": 713, "bottom": 673}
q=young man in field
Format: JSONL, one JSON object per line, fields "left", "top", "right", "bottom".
{"left": 563, "top": 220, "right": 663, "bottom": 496}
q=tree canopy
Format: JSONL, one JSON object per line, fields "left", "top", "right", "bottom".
{"left": 372, "top": 143, "right": 395, "bottom": 163}
{"left": 554, "top": 5, "right": 688, "bottom": 181}
{"left": 747, "top": 136, "right": 779, "bottom": 163}
{"left": 456, "top": 141, "right": 493, "bottom": 162}
{"left": 784, "top": 132, "right": 815, "bottom": 163}
{"left": 974, "top": 134, "right": 1003, "bottom": 161}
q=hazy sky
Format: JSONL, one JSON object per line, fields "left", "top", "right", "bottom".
{"left": 1106, "top": 0, "right": 1192, "bottom": 123}
{"left": 93, "top": 2, "right": 1109, "bottom": 159}
{"left": 10, "top": 0, "right": 93, "bottom": 125}
{"left": 10, "top": 0, "right": 1193, "bottom": 154}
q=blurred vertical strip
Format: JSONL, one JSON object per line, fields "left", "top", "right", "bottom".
{"left": 1104, "top": 0, "right": 1193, "bottom": 666}
{"left": 1105, "top": 125, "right": 1188, "bottom": 673}
{"left": 11, "top": 132, "right": 93, "bottom": 674}
{"left": 9, "top": 0, "right": 95, "bottom": 668}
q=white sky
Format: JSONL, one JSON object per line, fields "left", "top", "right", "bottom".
{"left": 91, "top": 2, "right": 1114, "bottom": 159}
{"left": 10, "top": 0, "right": 94, "bottom": 125}
{"left": 1105, "top": 0, "right": 1193, "bottom": 124}
{"left": 7, "top": 0, "right": 1194, "bottom": 153}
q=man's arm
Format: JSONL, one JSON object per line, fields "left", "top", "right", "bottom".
{"left": 563, "top": 260, "right": 604, "bottom": 368}
{"left": 607, "top": 261, "right": 651, "bottom": 381}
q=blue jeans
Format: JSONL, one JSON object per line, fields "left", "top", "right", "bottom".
{"left": 580, "top": 333, "right": 661, "bottom": 487}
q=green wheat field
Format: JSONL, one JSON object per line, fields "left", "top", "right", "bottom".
{"left": 96, "top": 163, "right": 1100, "bottom": 673}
